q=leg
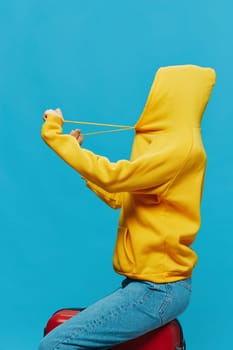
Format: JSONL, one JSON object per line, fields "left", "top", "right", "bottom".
{"left": 39, "top": 277, "right": 192, "bottom": 350}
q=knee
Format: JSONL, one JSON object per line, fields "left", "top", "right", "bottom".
{"left": 38, "top": 336, "right": 56, "bottom": 350}
{"left": 38, "top": 337, "right": 48, "bottom": 350}
{"left": 38, "top": 334, "right": 80, "bottom": 350}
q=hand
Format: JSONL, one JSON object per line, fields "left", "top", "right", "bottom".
{"left": 43, "top": 108, "right": 64, "bottom": 121}
{"left": 70, "top": 129, "right": 83, "bottom": 146}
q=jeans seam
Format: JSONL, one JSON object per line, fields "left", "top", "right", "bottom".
{"left": 158, "top": 284, "right": 172, "bottom": 325}
{"left": 42, "top": 280, "right": 192, "bottom": 350}
{"left": 55, "top": 312, "right": 120, "bottom": 349}
{"left": 54, "top": 289, "right": 154, "bottom": 349}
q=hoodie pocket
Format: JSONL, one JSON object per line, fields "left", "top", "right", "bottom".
{"left": 113, "top": 226, "right": 134, "bottom": 273}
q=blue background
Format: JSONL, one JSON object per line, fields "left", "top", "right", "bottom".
{"left": 0, "top": 1, "right": 232, "bottom": 349}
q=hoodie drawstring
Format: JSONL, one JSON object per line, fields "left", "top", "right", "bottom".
{"left": 64, "top": 120, "right": 135, "bottom": 136}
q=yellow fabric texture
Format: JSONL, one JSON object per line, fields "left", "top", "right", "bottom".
{"left": 41, "top": 65, "right": 216, "bottom": 283}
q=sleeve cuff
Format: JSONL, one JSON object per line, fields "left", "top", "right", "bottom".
{"left": 46, "top": 114, "right": 64, "bottom": 126}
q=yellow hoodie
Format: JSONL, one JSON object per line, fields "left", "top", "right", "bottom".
{"left": 42, "top": 65, "right": 216, "bottom": 283}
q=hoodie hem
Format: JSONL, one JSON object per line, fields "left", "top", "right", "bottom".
{"left": 114, "top": 270, "right": 192, "bottom": 284}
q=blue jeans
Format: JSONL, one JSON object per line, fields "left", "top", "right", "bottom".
{"left": 39, "top": 277, "right": 192, "bottom": 350}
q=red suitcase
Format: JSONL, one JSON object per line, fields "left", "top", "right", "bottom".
{"left": 44, "top": 308, "right": 186, "bottom": 350}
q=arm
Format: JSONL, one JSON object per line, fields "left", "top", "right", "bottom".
{"left": 41, "top": 114, "right": 186, "bottom": 195}
{"left": 70, "top": 129, "right": 123, "bottom": 208}
{"left": 84, "top": 179, "right": 123, "bottom": 209}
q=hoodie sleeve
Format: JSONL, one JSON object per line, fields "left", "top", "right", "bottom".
{"left": 41, "top": 115, "right": 188, "bottom": 195}
{"left": 85, "top": 179, "right": 122, "bottom": 209}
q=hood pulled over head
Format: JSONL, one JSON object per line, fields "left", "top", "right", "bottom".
{"left": 135, "top": 65, "right": 216, "bottom": 133}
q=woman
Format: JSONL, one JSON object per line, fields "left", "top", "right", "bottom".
{"left": 39, "top": 65, "right": 216, "bottom": 350}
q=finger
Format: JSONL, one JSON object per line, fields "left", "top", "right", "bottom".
{"left": 78, "top": 135, "right": 83, "bottom": 145}
{"left": 72, "top": 129, "right": 81, "bottom": 139}
{"left": 55, "top": 108, "right": 62, "bottom": 116}
{"left": 70, "top": 129, "right": 83, "bottom": 144}
{"left": 45, "top": 109, "right": 63, "bottom": 117}
{"left": 44, "top": 109, "right": 56, "bottom": 115}
{"left": 70, "top": 130, "right": 80, "bottom": 140}
{"left": 74, "top": 129, "right": 81, "bottom": 136}
{"left": 43, "top": 108, "right": 64, "bottom": 122}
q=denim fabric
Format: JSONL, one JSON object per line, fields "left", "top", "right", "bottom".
{"left": 39, "top": 277, "right": 192, "bottom": 350}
